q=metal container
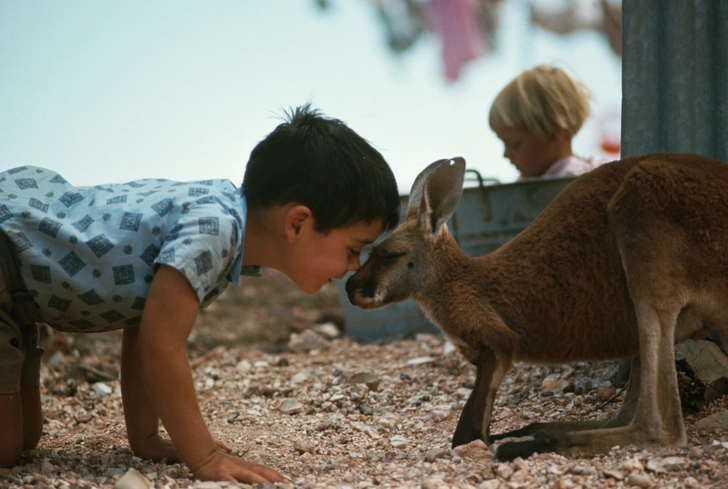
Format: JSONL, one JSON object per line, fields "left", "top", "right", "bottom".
{"left": 335, "top": 172, "right": 578, "bottom": 343}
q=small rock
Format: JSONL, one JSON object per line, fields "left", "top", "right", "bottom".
{"left": 290, "top": 371, "right": 310, "bottom": 385}
{"left": 390, "top": 435, "right": 408, "bottom": 448}
{"left": 422, "top": 480, "right": 444, "bottom": 489}
{"left": 349, "top": 371, "right": 380, "bottom": 391}
{"left": 115, "top": 468, "right": 152, "bottom": 489}
{"left": 313, "top": 322, "right": 341, "bottom": 339}
{"left": 47, "top": 351, "right": 64, "bottom": 366}
{"left": 280, "top": 399, "right": 303, "bottom": 415}
{"left": 477, "top": 480, "right": 502, "bottom": 489}
{"left": 192, "top": 482, "right": 222, "bottom": 489}
{"left": 603, "top": 469, "right": 625, "bottom": 480}
{"left": 695, "top": 410, "right": 728, "bottom": 430}
{"left": 520, "top": 410, "right": 536, "bottom": 420}
{"left": 627, "top": 473, "right": 654, "bottom": 489}
{"left": 622, "top": 457, "right": 644, "bottom": 472}
{"left": 351, "top": 421, "right": 381, "bottom": 439}
{"left": 358, "top": 403, "right": 373, "bottom": 415}
{"left": 104, "top": 468, "right": 125, "bottom": 478}
{"left": 684, "top": 476, "right": 701, "bottom": 488}
{"left": 93, "top": 382, "right": 113, "bottom": 397}
{"left": 293, "top": 441, "right": 316, "bottom": 455}
{"left": 646, "top": 456, "right": 688, "bottom": 473}
{"left": 235, "top": 360, "right": 252, "bottom": 373}
{"left": 688, "top": 446, "right": 703, "bottom": 458}
{"left": 494, "top": 463, "right": 513, "bottom": 479}
{"left": 430, "top": 405, "right": 452, "bottom": 421}
{"left": 452, "top": 439, "right": 492, "bottom": 461}
{"left": 40, "top": 459, "right": 57, "bottom": 475}
{"left": 541, "top": 376, "right": 570, "bottom": 393}
{"left": 407, "top": 356, "right": 435, "bottom": 366}
{"left": 425, "top": 447, "right": 447, "bottom": 462}
{"left": 595, "top": 384, "right": 616, "bottom": 402}
{"left": 443, "top": 341, "right": 457, "bottom": 356}
{"left": 74, "top": 409, "right": 92, "bottom": 424}
{"left": 288, "top": 330, "right": 329, "bottom": 353}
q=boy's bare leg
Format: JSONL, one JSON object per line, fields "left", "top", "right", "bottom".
{"left": 0, "top": 393, "right": 24, "bottom": 467}
{"left": 0, "top": 314, "right": 26, "bottom": 466}
{"left": 21, "top": 385, "right": 42, "bottom": 449}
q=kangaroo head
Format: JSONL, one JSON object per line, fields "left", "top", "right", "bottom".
{"left": 345, "top": 157, "right": 466, "bottom": 309}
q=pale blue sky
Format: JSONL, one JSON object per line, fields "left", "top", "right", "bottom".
{"left": 0, "top": 0, "right": 621, "bottom": 193}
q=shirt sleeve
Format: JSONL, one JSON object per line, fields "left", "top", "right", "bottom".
{"left": 153, "top": 204, "right": 239, "bottom": 306}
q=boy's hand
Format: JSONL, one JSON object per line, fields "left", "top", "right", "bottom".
{"left": 130, "top": 433, "right": 181, "bottom": 463}
{"left": 189, "top": 449, "right": 287, "bottom": 484}
{"left": 130, "top": 434, "right": 232, "bottom": 465}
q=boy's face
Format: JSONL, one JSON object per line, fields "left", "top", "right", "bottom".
{"left": 288, "top": 218, "right": 384, "bottom": 295}
{"left": 494, "top": 127, "right": 562, "bottom": 179}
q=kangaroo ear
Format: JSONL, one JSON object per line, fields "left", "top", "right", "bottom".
{"left": 406, "top": 158, "right": 452, "bottom": 220}
{"left": 418, "top": 157, "right": 465, "bottom": 235}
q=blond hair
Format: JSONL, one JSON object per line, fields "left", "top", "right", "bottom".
{"left": 488, "top": 64, "right": 592, "bottom": 139}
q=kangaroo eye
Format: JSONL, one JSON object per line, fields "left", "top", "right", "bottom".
{"left": 382, "top": 252, "right": 405, "bottom": 261}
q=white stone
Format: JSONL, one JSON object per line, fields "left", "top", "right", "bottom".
{"left": 390, "top": 435, "right": 408, "bottom": 448}
{"left": 93, "top": 382, "right": 112, "bottom": 397}
{"left": 280, "top": 398, "right": 303, "bottom": 414}
{"left": 235, "top": 360, "right": 252, "bottom": 373}
{"left": 114, "top": 468, "right": 153, "bottom": 489}
{"left": 443, "top": 341, "right": 457, "bottom": 356}
{"left": 290, "top": 371, "right": 310, "bottom": 384}
{"left": 407, "top": 356, "right": 435, "bottom": 366}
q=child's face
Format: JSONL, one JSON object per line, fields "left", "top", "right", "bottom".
{"left": 288, "top": 219, "right": 384, "bottom": 295}
{"left": 494, "top": 127, "right": 562, "bottom": 178}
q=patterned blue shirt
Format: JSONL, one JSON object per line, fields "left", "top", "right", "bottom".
{"left": 0, "top": 165, "right": 258, "bottom": 333}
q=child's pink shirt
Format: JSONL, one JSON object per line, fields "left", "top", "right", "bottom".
{"left": 518, "top": 156, "right": 608, "bottom": 181}
{"left": 542, "top": 156, "right": 605, "bottom": 178}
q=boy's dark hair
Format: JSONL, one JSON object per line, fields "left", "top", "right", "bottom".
{"left": 243, "top": 104, "right": 400, "bottom": 234}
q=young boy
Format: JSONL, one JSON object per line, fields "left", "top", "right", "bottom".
{"left": 0, "top": 104, "right": 401, "bottom": 483}
{"left": 488, "top": 64, "right": 603, "bottom": 180}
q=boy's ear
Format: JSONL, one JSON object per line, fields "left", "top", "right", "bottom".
{"left": 283, "top": 205, "right": 313, "bottom": 243}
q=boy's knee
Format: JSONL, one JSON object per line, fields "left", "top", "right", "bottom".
{"left": 0, "top": 393, "right": 24, "bottom": 468}
{"left": 0, "top": 319, "right": 43, "bottom": 394}
{"left": 0, "top": 319, "right": 24, "bottom": 395}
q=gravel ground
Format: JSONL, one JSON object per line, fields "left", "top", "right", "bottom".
{"left": 2, "top": 269, "right": 728, "bottom": 489}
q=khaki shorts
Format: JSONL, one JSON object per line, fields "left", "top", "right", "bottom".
{"left": 0, "top": 231, "right": 45, "bottom": 394}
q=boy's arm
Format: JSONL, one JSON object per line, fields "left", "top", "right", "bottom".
{"left": 120, "top": 326, "right": 180, "bottom": 462}
{"left": 122, "top": 264, "right": 285, "bottom": 483}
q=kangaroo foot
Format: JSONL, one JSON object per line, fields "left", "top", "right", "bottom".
{"left": 495, "top": 435, "right": 558, "bottom": 461}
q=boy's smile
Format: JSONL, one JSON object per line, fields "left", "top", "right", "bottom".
{"left": 288, "top": 218, "right": 384, "bottom": 294}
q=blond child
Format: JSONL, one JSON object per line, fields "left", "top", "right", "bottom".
{"left": 488, "top": 64, "right": 602, "bottom": 180}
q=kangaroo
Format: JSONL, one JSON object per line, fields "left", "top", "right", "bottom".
{"left": 345, "top": 153, "right": 728, "bottom": 460}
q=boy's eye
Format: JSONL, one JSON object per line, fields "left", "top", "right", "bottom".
{"left": 349, "top": 248, "right": 361, "bottom": 257}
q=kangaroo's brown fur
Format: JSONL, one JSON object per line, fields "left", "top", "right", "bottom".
{"left": 345, "top": 153, "right": 728, "bottom": 460}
